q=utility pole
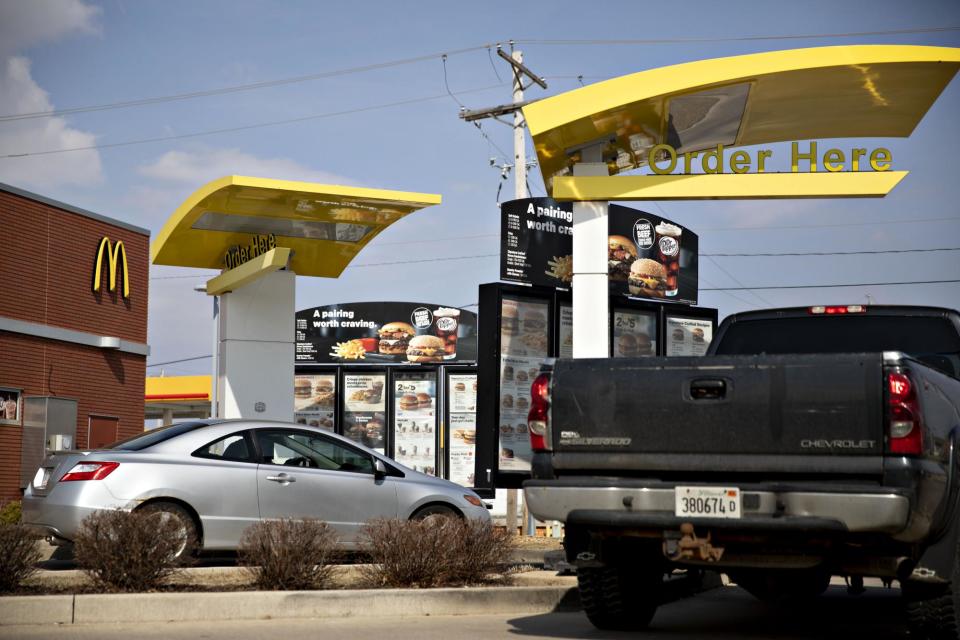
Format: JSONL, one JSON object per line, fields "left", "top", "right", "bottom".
{"left": 460, "top": 43, "right": 546, "bottom": 537}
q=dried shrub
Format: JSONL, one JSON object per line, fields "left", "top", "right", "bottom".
{"left": 0, "top": 523, "right": 41, "bottom": 592}
{"left": 74, "top": 509, "right": 184, "bottom": 592}
{"left": 0, "top": 500, "right": 22, "bottom": 524}
{"left": 360, "top": 517, "right": 513, "bottom": 588}
{"left": 238, "top": 519, "right": 339, "bottom": 590}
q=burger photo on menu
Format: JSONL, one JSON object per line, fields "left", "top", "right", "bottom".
{"left": 417, "top": 392, "right": 432, "bottom": 408}
{"left": 523, "top": 310, "right": 547, "bottom": 334}
{"left": 618, "top": 333, "right": 640, "bottom": 357}
{"left": 378, "top": 321, "right": 415, "bottom": 355}
{"left": 501, "top": 305, "right": 520, "bottom": 336}
{"left": 517, "top": 396, "right": 529, "bottom": 411}
{"left": 455, "top": 381, "right": 466, "bottom": 392}
{"left": 673, "top": 327, "right": 685, "bottom": 341}
{"left": 608, "top": 235, "right": 638, "bottom": 281}
{"left": 692, "top": 327, "right": 706, "bottom": 343}
{"left": 399, "top": 393, "right": 420, "bottom": 410}
{"left": 406, "top": 335, "right": 445, "bottom": 362}
{"left": 294, "top": 377, "right": 312, "bottom": 399}
{"left": 503, "top": 365, "right": 514, "bottom": 382}
{"left": 628, "top": 258, "right": 668, "bottom": 298}
{"left": 516, "top": 369, "right": 528, "bottom": 383}
{"left": 314, "top": 379, "right": 335, "bottom": 407}
{"left": 502, "top": 394, "right": 514, "bottom": 409}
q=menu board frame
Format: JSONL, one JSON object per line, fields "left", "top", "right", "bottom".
{"left": 476, "top": 282, "right": 718, "bottom": 494}
{"left": 476, "top": 282, "right": 556, "bottom": 491}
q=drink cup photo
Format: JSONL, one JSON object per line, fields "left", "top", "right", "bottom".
{"left": 655, "top": 222, "right": 682, "bottom": 297}
{"left": 432, "top": 307, "right": 460, "bottom": 359}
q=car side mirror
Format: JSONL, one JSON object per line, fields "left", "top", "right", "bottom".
{"left": 374, "top": 459, "right": 387, "bottom": 480}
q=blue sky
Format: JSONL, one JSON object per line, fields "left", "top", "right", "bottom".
{"left": 1, "top": 0, "right": 958, "bottom": 375}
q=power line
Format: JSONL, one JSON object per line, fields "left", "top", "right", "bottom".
{"left": 704, "top": 247, "right": 960, "bottom": 257}
{"left": 147, "top": 354, "right": 212, "bottom": 367}
{"left": 147, "top": 244, "right": 960, "bottom": 281}
{"left": 700, "top": 216, "right": 960, "bottom": 232}
{"left": 703, "top": 279, "right": 960, "bottom": 291}
{"left": 1, "top": 83, "right": 504, "bottom": 158}
{"left": 514, "top": 26, "right": 960, "bottom": 47}
{"left": 5, "top": 26, "right": 954, "bottom": 123}
{"left": 0, "top": 44, "right": 498, "bottom": 122}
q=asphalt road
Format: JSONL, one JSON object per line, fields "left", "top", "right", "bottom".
{"left": 2, "top": 584, "right": 908, "bottom": 640}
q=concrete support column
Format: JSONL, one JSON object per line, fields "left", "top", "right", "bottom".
{"left": 571, "top": 156, "right": 610, "bottom": 359}
{"left": 215, "top": 269, "right": 295, "bottom": 421}
{"left": 161, "top": 408, "right": 174, "bottom": 427}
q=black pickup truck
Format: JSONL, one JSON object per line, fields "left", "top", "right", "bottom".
{"left": 523, "top": 305, "right": 960, "bottom": 636}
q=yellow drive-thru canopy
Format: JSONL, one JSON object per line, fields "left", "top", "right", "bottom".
{"left": 151, "top": 176, "right": 442, "bottom": 277}
{"left": 522, "top": 45, "right": 960, "bottom": 195}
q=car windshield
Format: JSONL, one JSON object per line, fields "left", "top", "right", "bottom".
{"left": 715, "top": 315, "right": 960, "bottom": 378}
{"left": 105, "top": 421, "right": 212, "bottom": 451}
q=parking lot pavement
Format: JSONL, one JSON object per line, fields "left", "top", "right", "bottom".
{"left": 2, "top": 585, "right": 907, "bottom": 640}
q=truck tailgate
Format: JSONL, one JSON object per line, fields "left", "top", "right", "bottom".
{"left": 550, "top": 353, "right": 884, "bottom": 458}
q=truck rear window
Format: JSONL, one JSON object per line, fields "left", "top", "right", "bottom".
{"left": 715, "top": 316, "right": 960, "bottom": 377}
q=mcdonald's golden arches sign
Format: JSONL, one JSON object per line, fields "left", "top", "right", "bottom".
{"left": 92, "top": 237, "right": 130, "bottom": 298}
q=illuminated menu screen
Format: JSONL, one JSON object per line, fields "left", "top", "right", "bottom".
{"left": 498, "top": 296, "right": 549, "bottom": 472}
{"left": 393, "top": 372, "right": 437, "bottom": 476}
{"left": 448, "top": 374, "right": 477, "bottom": 487}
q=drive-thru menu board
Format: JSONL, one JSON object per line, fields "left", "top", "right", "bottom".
{"left": 498, "top": 297, "right": 549, "bottom": 472}
{"left": 665, "top": 316, "right": 714, "bottom": 357}
{"left": 343, "top": 373, "right": 386, "bottom": 453}
{"left": 293, "top": 373, "right": 336, "bottom": 430}
{"left": 448, "top": 374, "right": 478, "bottom": 487}
{"left": 393, "top": 372, "right": 437, "bottom": 475}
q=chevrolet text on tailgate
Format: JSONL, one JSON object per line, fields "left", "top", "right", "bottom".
{"left": 523, "top": 305, "right": 960, "bottom": 637}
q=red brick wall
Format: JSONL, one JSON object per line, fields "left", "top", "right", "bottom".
{"left": 0, "top": 189, "right": 148, "bottom": 501}
{"left": 0, "top": 189, "right": 148, "bottom": 343}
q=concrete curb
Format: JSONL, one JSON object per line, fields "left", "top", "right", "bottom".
{"left": 0, "top": 586, "right": 577, "bottom": 626}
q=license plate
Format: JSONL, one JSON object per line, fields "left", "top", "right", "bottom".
{"left": 33, "top": 468, "right": 50, "bottom": 490}
{"left": 675, "top": 486, "right": 741, "bottom": 519}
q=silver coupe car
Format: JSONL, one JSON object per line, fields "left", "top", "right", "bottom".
{"left": 22, "top": 419, "right": 490, "bottom": 556}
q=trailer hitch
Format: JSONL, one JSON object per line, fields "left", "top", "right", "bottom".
{"left": 663, "top": 523, "right": 724, "bottom": 562}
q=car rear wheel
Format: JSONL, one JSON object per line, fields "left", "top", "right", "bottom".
{"left": 138, "top": 502, "right": 199, "bottom": 562}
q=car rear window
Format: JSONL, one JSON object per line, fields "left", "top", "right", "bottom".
{"left": 106, "top": 421, "right": 211, "bottom": 451}
{"left": 714, "top": 315, "right": 960, "bottom": 376}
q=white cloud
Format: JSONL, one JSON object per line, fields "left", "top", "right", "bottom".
{"left": 138, "top": 148, "right": 360, "bottom": 186}
{"left": 0, "top": 0, "right": 100, "bottom": 55}
{"left": 0, "top": 56, "right": 103, "bottom": 188}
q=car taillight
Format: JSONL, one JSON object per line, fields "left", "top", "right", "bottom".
{"left": 60, "top": 461, "right": 119, "bottom": 482}
{"left": 528, "top": 372, "right": 552, "bottom": 452}
{"left": 808, "top": 305, "right": 867, "bottom": 315}
{"left": 887, "top": 371, "right": 923, "bottom": 455}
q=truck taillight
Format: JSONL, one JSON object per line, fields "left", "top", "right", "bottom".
{"left": 60, "top": 461, "right": 119, "bottom": 482}
{"left": 887, "top": 371, "right": 923, "bottom": 455}
{"left": 528, "top": 373, "right": 552, "bottom": 452}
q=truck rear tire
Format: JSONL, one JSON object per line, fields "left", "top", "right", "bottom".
{"left": 904, "top": 538, "right": 959, "bottom": 639}
{"left": 577, "top": 562, "right": 661, "bottom": 631}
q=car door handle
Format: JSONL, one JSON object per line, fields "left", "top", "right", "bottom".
{"left": 266, "top": 474, "right": 296, "bottom": 484}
